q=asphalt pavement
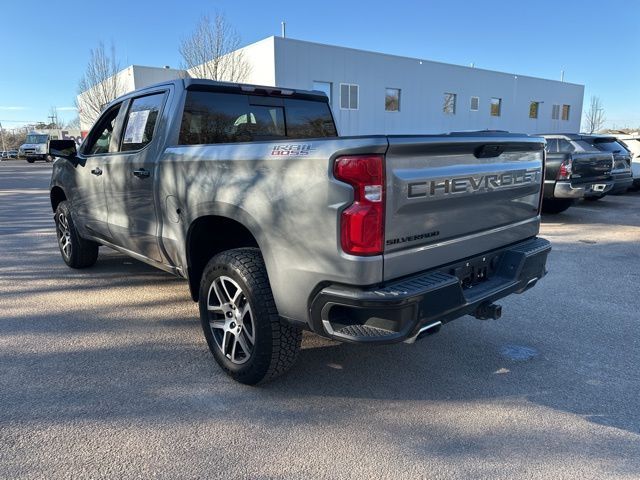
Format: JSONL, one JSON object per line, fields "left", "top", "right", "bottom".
{"left": 1, "top": 161, "right": 639, "bottom": 479}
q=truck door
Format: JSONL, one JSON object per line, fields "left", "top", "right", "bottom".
{"left": 103, "top": 91, "right": 167, "bottom": 262}
{"left": 71, "top": 102, "right": 125, "bottom": 242}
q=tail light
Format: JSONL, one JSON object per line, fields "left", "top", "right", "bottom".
{"left": 334, "top": 155, "right": 385, "bottom": 255}
{"left": 538, "top": 149, "right": 547, "bottom": 215}
{"left": 557, "top": 158, "right": 572, "bottom": 180}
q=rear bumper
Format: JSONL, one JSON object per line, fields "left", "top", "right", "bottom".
{"left": 610, "top": 173, "right": 633, "bottom": 194}
{"left": 550, "top": 180, "right": 614, "bottom": 199}
{"left": 309, "top": 237, "right": 551, "bottom": 344}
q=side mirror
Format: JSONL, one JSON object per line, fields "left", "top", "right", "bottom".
{"left": 49, "top": 140, "right": 78, "bottom": 162}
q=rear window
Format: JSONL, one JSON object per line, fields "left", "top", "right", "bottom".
{"left": 179, "top": 91, "right": 337, "bottom": 145}
{"left": 590, "top": 139, "right": 629, "bottom": 154}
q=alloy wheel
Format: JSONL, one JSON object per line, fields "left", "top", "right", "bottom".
{"left": 56, "top": 212, "right": 72, "bottom": 259}
{"left": 206, "top": 276, "right": 256, "bottom": 365}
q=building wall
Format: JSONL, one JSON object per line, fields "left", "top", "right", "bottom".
{"left": 272, "top": 37, "right": 584, "bottom": 136}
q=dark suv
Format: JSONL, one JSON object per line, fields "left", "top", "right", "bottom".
{"left": 580, "top": 135, "right": 634, "bottom": 194}
{"left": 541, "top": 134, "right": 614, "bottom": 213}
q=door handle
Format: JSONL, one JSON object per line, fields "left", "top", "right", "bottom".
{"left": 133, "top": 168, "right": 150, "bottom": 179}
{"left": 91, "top": 167, "right": 102, "bottom": 176}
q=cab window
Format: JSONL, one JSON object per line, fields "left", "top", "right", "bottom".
{"left": 545, "top": 138, "right": 558, "bottom": 153}
{"left": 120, "top": 92, "right": 166, "bottom": 152}
{"left": 83, "top": 104, "right": 122, "bottom": 155}
{"left": 557, "top": 139, "right": 575, "bottom": 153}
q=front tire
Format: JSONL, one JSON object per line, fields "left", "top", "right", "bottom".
{"left": 542, "top": 198, "right": 574, "bottom": 214}
{"left": 198, "top": 248, "right": 302, "bottom": 385}
{"left": 54, "top": 201, "right": 99, "bottom": 268}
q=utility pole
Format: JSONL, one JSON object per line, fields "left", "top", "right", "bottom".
{"left": 0, "top": 121, "right": 6, "bottom": 152}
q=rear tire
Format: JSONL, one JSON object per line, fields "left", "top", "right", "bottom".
{"left": 54, "top": 201, "right": 99, "bottom": 268}
{"left": 198, "top": 248, "right": 302, "bottom": 385}
{"left": 542, "top": 198, "right": 574, "bottom": 214}
{"left": 26, "top": 159, "right": 35, "bottom": 163}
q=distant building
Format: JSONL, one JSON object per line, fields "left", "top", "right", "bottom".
{"left": 77, "top": 37, "right": 584, "bottom": 135}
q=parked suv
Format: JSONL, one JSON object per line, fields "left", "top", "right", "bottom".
{"left": 541, "top": 134, "right": 614, "bottom": 213}
{"left": 611, "top": 135, "right": 640, "bottom": 188}
{"left": 581, "top": 135, "right": 634, "bottom": 194}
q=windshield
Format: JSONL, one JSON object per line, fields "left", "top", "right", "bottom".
{"left": 25, "top": 134, "right": 49, "bottom": 144}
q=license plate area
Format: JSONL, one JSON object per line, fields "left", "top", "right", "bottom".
{"left": 447, "top": 252, "right": 502, "bottom": 289}
{"left": 591, "top": 184, "right": 607, "bottom": 192}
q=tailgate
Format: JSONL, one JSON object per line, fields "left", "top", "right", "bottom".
{"left": 383, "top": 135, "right": 544, "bottom": 281}
{"left": 571, "top": 152, "right": 613, "bottom": 179}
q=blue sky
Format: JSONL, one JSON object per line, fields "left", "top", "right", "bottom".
{"left": 1, "top": 0, "right": 638, "bottom": 130}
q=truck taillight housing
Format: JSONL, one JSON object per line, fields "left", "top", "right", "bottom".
{"left": 557, "top": 158, "right": 572, "bottom": 180}
{"left": 334, "top": 155, "right": 385, "bottom": 256}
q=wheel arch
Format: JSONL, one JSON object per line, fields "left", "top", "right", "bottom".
{"left": 185, "top": 215, "right": 261, "bottom": 302}
{"left": 50, "top": 186, "right": 67, "bottom": 212}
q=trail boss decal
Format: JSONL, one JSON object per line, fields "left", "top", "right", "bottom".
{"left": 271, "top": 144, "right": 315, "bottom": 156}
{"left": 408, "top": 168, "right": 541, "bottom": 199}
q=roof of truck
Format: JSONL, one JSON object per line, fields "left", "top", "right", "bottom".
{"left": 109, "top": 78, "right": 329, "bottom": 107}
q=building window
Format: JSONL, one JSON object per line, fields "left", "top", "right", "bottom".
{"left": 552, "top": 104, "right": 560, "bottom": 120}
{"left": 313, "top": 81, "right": 332, "bottom": 104}
{"left": 340, "top": 83, "right": 359, "bottom": 110}
{"left": 385, "top": 88, "right": 401, "bottom": 112}
{"left": 443, "top": 93, "right": 456, "bottom": 114}
{"left": 470, "top": 96, "right": 479, "bottom": 111}
{"left": 562, "top": 104, "right": 570, "bottom": 121}
{"left": 490, "top": 97, "right": 502, "bottom": 116}
{"left": 529, "top": 101, "right": 539, "bottom": 119}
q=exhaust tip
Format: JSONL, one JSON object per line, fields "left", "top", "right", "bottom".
{"left": 474, "top": 302, "right": 502, "bottom": 320}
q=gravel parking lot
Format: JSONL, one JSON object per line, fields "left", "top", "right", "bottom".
{"left": 1, "top": 161, "right": 639, "bottom": 479}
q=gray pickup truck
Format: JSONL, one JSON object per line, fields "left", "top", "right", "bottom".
{"left": 49, "top": 79, "right": 550, "bottom": 384}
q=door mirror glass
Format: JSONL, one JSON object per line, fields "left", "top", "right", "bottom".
{"left": 49, "top": 140, "right": 78, "bottom": 160}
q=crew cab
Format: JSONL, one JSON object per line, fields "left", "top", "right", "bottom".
{"left": 541, "top": 134, "right": 615, "bottom": 213}
{"left": 48, "top": 79, "right": 550, "bottom": 384}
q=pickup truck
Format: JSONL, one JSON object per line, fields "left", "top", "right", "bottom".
{"left": 541, "top": 134, "right": 615, "bottom": 213}
{"left": 48, "top": 79, "right": 551, "bottom": 384}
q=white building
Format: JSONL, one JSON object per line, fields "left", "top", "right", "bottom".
{"left": 78, "top": 37, "right": 584, "bottom": 135}
{"left": 77, "top": 65, "right": 185, "bottom": 130}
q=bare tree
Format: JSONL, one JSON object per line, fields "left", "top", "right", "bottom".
{"left": 77, "top": 42, "right": 122, "bottom": 127}
{"left": 179, "top": 13, "right": 250, "bottom": 82}
{"left": 65, "top": 117, "right": 81, "bottom": 129}
{"left": 583, "top": 95, "right": 606, "bottom": 134}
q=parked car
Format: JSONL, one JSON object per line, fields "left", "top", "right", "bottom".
{"left": 48, "top": 78, "right": 550, "bottom": 384}
{"left": 580, "top": 135, "right": 634, "bottom": 195}
{"left": 0, "top": 150, "right": 17, "bottom": 160}
{"left": 611, "top": 135, "right": 640, "bottom": 188}
{"left": 541, "top": 134, "right": 614, "bottom": 213}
